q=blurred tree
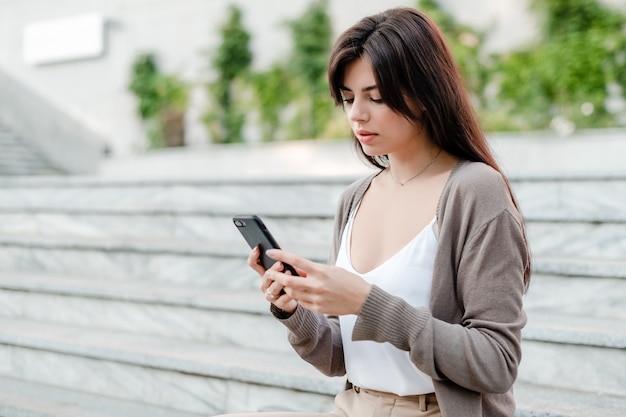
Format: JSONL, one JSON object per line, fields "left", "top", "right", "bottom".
{"left": 418, "top": 0, "right": 626, "bottom": 132}
{"left": 250, "top": 63, "right": 292, "bottom": 141}
{"left": 128, "top": 53, "right": 188, "bottom": 148}
{"left": 204, "top": 5, "right": 252, "bottom": 143}
{"left": 285, "top": 0, "right": 334, "bottom": 139}
{"left": 495, "top": 0, "right": 626, "bottom": 131}
{"left": 417, "top": 0, "right": 489, "bottom": 105}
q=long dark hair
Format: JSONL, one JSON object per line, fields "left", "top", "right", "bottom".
{"left": 328, "top": 7, "right": 531, "bottom": 288}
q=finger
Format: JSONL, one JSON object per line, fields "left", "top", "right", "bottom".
{"left": 247, "top": 246, "right": 265, "bottom": 275}
{"left": 260, "top": 261, "right": 285, "bottom": 293}
{"left": 265, "top": 280, "right": 285, "bottom": 298}
{"left": 266, "top": 249, "right": 316, "bottom": 274}
{"left": 266, "top": 268, "right": 308, "bottom": 292}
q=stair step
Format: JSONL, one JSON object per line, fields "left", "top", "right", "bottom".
{"left": 514, "top": 176, "right": 626, "bottom": 221}
{"left": 528, "top": 221, "right": 626, "bottom": 261}
{"left": 2, "top": 210, "right": 626, "bottom": 262}
{"left": 1, "top": 317, "right": 624, "bottom": 416}
{"left": 520, "top": 313, "right": 626, "bottom": 396}
{"left": 2, "top": 235, "right": 624, "bottom": 288}
{"left": 0, "top": 376, "right": 204, "bottom": 417}
{"left": 0, "top": 271, "right": 293, "bottom": 352}
{"left": 515, "top": 382, "right": 626, "bottom": 417}
{"left": 534, "top": 257, "right": 626, "bottom": 279}
{"left": 0, "top": 176, "right": 346, "bottom": 217}
{"left": 1, "top": 378, "right": 625, "bottom": 417}
{"left": 524, "top": 312, "right": 626, "bottom": 349}
{"left": 0, "top": 210, "right": 334, "bottom": 251}
{"left": 525, "top": 274, "right": 626, "bottom": 320}
{"left": 0, "top": 318, "right": 343, "bottom": 414}
{"left": 0, "top": 234, "right": 328, "bottom": 288}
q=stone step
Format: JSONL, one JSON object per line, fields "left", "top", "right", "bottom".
{"left": 0, "top": 317, "right": 624, "bottom": 416}
{"left": 0, "top": 376, "right": 204, "bottom": 417}
{"left": 514, "top": 175, "right": 626, "bottom": 222}
{"left": 0, "top": 211, "right": 334, "bottom": 251}
{"left": 0, "top": 234, "right": 328, "bottom": 288}
{"left": 535, "top": 257, "right": 626, "bottom": 279}
{"left": 1, "top": 210, "right": 624, "bottom": 262}
{"left": 525, "top": 274, "right": 626, "bottom": 321}
{"left": 0, "top": 270, "right": 622, "bottom": 347}
{"left": 0, "top": 271, "right": 293, "bottom": 353}
{"left": 0, "top": 126, "right": 62, "bottom": 175}
{"left": 514, "top": 382, "right": 626, "bottom": 417}
{"left": 0, "top": 234, "right": 624, "bottom": 288}
{"left": 0, "top": 318, "right": 342, "bottom": 414}
{"left": 0, "top": 173, "right": 625, "bottom": 221}
{"left": 527, "top": 220, "right": 626, "bottom": 261}
{"left": 0, "top": 379, "right": 625, "bottom": 417}
{"left": 0, "top": 176, "right": 347, "bottom": 217}
{"left": 0, "top": 269, "right": 623, "bottom": 396}
{"left": 520, "top": 312, "right": 626, "bottom": 397}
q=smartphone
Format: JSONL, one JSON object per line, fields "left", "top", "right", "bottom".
{"left": 232, "top": 214, "right": 299, "bottom": 276}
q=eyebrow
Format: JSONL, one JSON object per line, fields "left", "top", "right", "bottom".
{"left": 339, "top": 84, "right": 378, "bottom": 93}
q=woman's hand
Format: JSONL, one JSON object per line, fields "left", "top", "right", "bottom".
{"left": 247, "top": 246, "right": 298, "bottom": 313}
{"left": 264, "top": 249, "right": 372, "bottom": 316}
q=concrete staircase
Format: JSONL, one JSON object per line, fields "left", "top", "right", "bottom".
{"left": 0, "top": 124, "right": 63, "bottom": 175}
{"left": 0, "top": 156, "right": 624, "bottom": 415}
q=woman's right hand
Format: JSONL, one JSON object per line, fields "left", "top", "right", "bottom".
{"left": 247, "top": 246, "right": 298, "bottom": 313}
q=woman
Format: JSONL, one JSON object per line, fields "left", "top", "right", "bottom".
{"left": 222, "top": 7, "right": 530, "bottom": 417}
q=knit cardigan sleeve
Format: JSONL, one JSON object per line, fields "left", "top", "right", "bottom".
{"left": 352, "top": 161, "right": 529, "bottom": 394}
{"left": 275, "top": 162, "right": 529, "bottom": 399}
{"left": 273, "top": 173, "right": 377, "bottom": 377}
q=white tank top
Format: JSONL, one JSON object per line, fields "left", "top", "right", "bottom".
{"left": 336, "top": 203, "right": 437, "bottom": 396}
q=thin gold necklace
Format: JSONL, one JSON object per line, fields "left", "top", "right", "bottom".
{"left": 389, "top": 149, "right": 442, "bottom": 186}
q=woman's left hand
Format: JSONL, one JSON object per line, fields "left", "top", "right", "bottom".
{"left": 264, "top": 249, "right": 372, "bottom": 316}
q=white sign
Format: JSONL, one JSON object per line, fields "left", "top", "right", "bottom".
{"left": 23, "top": 13, "right": 105, "bottom": 66}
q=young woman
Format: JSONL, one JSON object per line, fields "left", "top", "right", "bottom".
{"left": 220, "top": 7, "right": 530, "bottom": 417}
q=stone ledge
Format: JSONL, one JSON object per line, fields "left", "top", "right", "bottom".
{"left": 0, "top": 234, "right": 330, "bottom": 264}
{"left": 1, "top": 318, "right": 625, "bottom": 416}
{"left": 2, "top": 271, "right": 623, "bottom": 350}
{"left": 0, "top": 271, "right": 267, "bottom": 313}
{"left": 0, "top": 317, "right": 345, "bottom": 396}
{"left": 515, "top": 382, "right": 626, "bottom": 417}
{"left": 0, "top": 376, "right": 204, "bottom": 417}
{"left": 524, "top": 312, "right": 626, "bottom": 349}
{"left": 534, "top": 257, "right": 626, "bottom": 279}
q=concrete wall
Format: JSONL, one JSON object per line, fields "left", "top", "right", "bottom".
{"left": 0, "top": 0, "right": 538, "bottom": 157}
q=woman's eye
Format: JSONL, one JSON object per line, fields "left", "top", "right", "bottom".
{"left": 342, "top": 98, "right": 354, "bottom": 105}
{"left": 370, "top": 98, "right": 383, "bottom": 103}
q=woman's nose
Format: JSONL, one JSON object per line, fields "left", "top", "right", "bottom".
{"left": 348, "top": 100, "right": 368, "bottom": 122}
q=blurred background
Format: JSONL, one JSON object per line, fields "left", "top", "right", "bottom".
{"left": 0, "top": 1, "right": 625, "bottom": 417}
{"left": 1, "top": 0, "right": 625, "bottom": 174}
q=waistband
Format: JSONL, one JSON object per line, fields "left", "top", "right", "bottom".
{"left": 352, "top": 385, "right": 437, "bottom": 404}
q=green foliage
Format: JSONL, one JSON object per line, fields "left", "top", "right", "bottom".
{"left": 128, "top": 53, "right": 188, "bottom": 148}
{"left": 285, "top": 0, "right": 334, "bottom": 139}
{"left": 418, "top": 0, "right": 489, "bottom": 108}
{"left": 250, "top": 64, "right": 292, "bottom": 141}
{"left": 496, "top": 0, "right": 626, "bottom": 131}
{"left": 418, "top": 0, "right": 626, "bottom": 132}
{"left": 204, "top": 5, "right": 252, "bottom": 143}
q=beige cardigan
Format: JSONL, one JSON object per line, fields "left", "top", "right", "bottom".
{"left": 275, "top": 160, "right": 530, "bottom": 417}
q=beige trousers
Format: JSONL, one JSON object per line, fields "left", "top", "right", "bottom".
{"left": 213, "top": 387, "right": 442, "bottom": 417}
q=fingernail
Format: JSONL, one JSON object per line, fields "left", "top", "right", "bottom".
{"left": 266, "top": 249, "right": 277, "bottom": 257}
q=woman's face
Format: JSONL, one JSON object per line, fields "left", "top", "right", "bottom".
{"left": 340, "top": 57, "right": 421, "bottom": 158}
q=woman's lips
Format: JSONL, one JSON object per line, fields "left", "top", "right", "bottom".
{"left": 356, "top": 129, "right": 376, "bottom": 144}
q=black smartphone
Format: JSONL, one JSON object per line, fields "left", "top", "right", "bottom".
{"left": 232, "top": 214, "right": 299, "bottom": 276}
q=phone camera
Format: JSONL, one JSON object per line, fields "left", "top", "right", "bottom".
{"left": 234, "top": 220, "right": 246, "bottom": 227}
